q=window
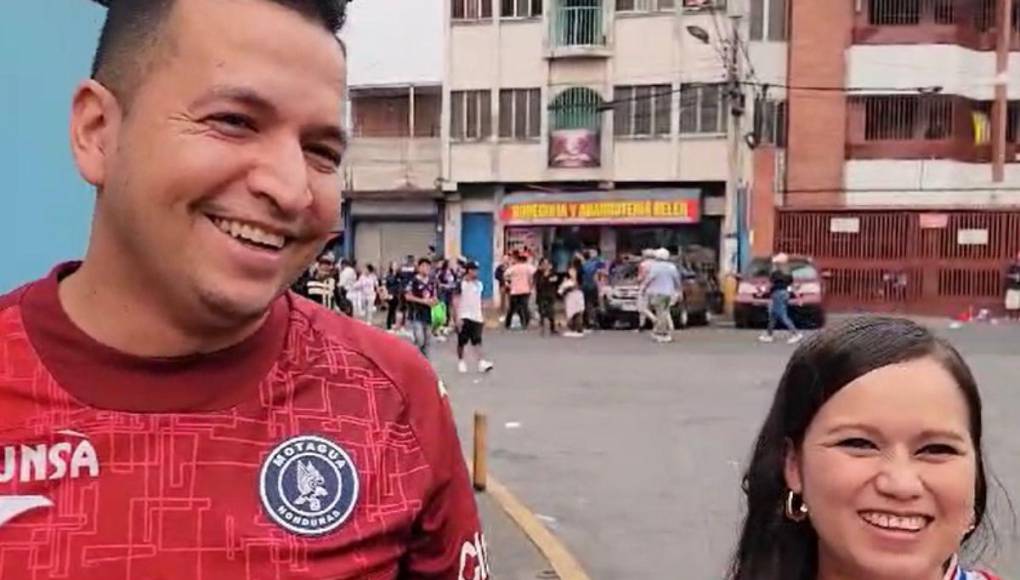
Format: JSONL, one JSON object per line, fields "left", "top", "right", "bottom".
{"left": 681, "top": 0, "right": 724, "bottom": 10}
{"left": 451, "top": 90, "right": 492, "bottom": 141}
{"left": 501, "top": 0, "right": 542, "bottom": 17}
{"left": 452, "top": 0, "right": 493, "bottom": 20}
{"left": 749, "top": 0, "right": 787, "bottom": 41}
{"left": 754, "top": 99, "right": 786, "bottom": 146}
{"left": 616, "top": 0, "right": 674, "bottom": 12}
{"left": 499, "top": 89, "right": 542, "bottom": 139}
{"left": 860, "top": 95, "right": 953, "bottom": 141}
{"left": 614, "top": 84, "right": 672, "bottom": 137}
{"left": 679, "top": 83, "right": 727, "bottom": 134}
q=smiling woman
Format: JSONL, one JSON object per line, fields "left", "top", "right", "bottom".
{"left": 729, "top": 317, "right": 1004, "bottom": 580}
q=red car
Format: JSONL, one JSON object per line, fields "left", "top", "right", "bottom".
{"left": 733, "top": 256, "right": 826, "bottom": 329}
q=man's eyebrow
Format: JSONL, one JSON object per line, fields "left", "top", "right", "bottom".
{"left": 190, "top": 85, "right": 278, "bottom": 115}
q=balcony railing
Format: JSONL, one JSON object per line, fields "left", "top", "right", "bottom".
{"left": 847, "top": 95, "right": 1020, "bottom": 163}
{"left": 552, "top": 3, "right": 606, "bottom": 48}
{"left": 854, "top": 0, "right": 1020, "bottom": 50}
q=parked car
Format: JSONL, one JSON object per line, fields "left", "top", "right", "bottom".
{"left": 598, "top": 260, "right": 711, "bottom": 330}
{"left": 734, "top": 255, "right": 826, "bottom": 329}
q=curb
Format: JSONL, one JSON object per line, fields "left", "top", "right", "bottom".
{"left": 482, "top": 473, "right": 592, "bottom": 580}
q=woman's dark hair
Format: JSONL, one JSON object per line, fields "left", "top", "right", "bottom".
{"left": 366, "top": 264, "right": 375, "bottom": 274}
{"left": 730, "top": 316, "right": 989, "bottom": 580}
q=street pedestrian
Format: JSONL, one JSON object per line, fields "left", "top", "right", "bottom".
{"left": 453, "top": 262, "right": 494, "bottom": 374}
{"left": 404, "top": 258, "right": 437, "bottom": 358}
{"left": 759, "top": 253, "right": 803, "bottom": 344}
{"left": 504, "top": 253, "right": 537, "bottom": 330}
{"left": 535, "top": 257, "right": 560, "bottom": 335}
{"left": 495, "top": 254, "right": 511, "bottom": 323}
{"left": 731, "top": 317, "right": 998, "bottom": 580}
{"left": 351, "top": 263, "right": 379, "bottom": 325}
{"left": 636, "top": 248, "right": 656, "bottom": 332}
{"left": 383, "top": 261, "right": 402, "bottom": 330}
{"left": 397, "top": 255, "right": 417, "bottom": 331}
{"left": 1005, "top": 252, "right": 1020, "bottom": 321}
{"left": 581, "top": 248, "right": 605, "bottom": 329}
{"left": 435, "top": 259, "right": 458, "bottom": 336}
{"left": 301, "top": 252, "right": 342, "bottom": 312}
{"left": 642, "top": 249, "right": 682, "bottom": 343}
{"left": 560, "top": 260, "right": 586, "bottom": 338}
{"left": 0, "top": 0, "right": 483, "bottom": 575}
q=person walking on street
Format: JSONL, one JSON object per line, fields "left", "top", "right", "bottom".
{"left": 396, "top": 255, "right": 417, "bottom": 331}
{"left": 581, "top": 249, "right": 604, "bottom": 329}
{"left": 504, "top": 253, "right": 537, "bottom": 330}
{"left": 453, "top": 262, "right": 495, "bottom": 374}
{"left": 494, "top": 254, "right": 510, "bottom": 323}
{"left": 351, "top": 264, "right": 379, "bottom": 325}
{"left": 1005, "top": 252, "right": 1020, "bottom": 321}
{"left": 636, "top": 249, "right": 656, "bottom": 332}
{"left": 383, "top": 262, "right": 402, "bottom": 330}
{"left": 759, "top": 253, "right": 803, "bottom": 344}
{"left": 641, "top": 249, "right": 682, "bottom": 343}
{"left": 404, "top": 258, "right": 437, "bottom": 358}
{"left": 535, "top": 258, "right": 560, "bottom": 336}
{"left": 435, "top": 259, "right": 458, "bottom": 336}
{"left": 560, "top": 260, "right": 586, "bottom": 338}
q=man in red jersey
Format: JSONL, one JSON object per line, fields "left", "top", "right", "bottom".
{"left": 0, "top": 1, "right": 488, "bottom": 578}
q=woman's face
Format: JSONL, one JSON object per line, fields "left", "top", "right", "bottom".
{"left": 785, "top": 356, "right": 977, "bottom": 580}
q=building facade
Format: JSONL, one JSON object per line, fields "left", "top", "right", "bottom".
{"left": 340, "top": 0, "right": 446, "bottom": 270}
{"left": 442, "top": 0, "right": 748, "bottom": 299}
{"left": 769, "top": 0, "right": 1020, "bottom": 315}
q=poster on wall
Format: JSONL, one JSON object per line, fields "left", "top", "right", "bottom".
{"left": 505, "top": 228, "right": 542, "bottom": 258}
{"left": 549, "top": 129, "right": 600, "bottom": 168}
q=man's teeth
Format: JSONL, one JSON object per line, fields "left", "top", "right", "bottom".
{"left": 860, "top": 511, "right": 928, "bottom": 532}
{"left": 212, "top": 217, "right": 286, "bottom": 249}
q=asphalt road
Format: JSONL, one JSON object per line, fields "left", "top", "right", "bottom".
{"left": 436, "top": 317, "right": 1020, "bottom": 580}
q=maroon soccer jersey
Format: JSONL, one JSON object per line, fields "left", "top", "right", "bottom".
{"left": 0, "top": 264, "right": 489, "bottom": 579}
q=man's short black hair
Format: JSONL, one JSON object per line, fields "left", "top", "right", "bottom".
{"left": 417, "top": 258, "right": 432, "bottom": 267}
{"left": 89, "top": 0, "right": 348, "bottom": 105}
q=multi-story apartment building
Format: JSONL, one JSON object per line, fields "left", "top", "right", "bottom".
{"left": 765, "top": 0, "right": 1020, "bottom": 315}
{"left": 340, "top": 0, "right": 446, "bottom": 269}
{"left": 441, "top": 0, "right": 743, "bottom": 299}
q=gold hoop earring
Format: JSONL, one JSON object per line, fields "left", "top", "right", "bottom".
{"left": 785, "top": 490, "right": 809, "bottom": 522}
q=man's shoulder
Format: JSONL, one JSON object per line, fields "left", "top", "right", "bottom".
{"left": 0, "top": 281, "right": 35, "bottom": 314}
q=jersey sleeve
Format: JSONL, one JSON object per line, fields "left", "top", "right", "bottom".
{"left": 400, "top": 366, "right": 487, "bottom": 579}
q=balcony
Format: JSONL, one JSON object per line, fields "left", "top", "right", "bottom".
{"left": 853, "top": 0, "right": 1020, "bottom": 50}
{"left": 548, "top": 1, "right": 610, "bottom": 58}
{"left": 846, "top": 94, "right": 1020, "bottom": 163}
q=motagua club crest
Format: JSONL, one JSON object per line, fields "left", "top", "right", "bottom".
{"left": 259, "top": 435, "right": 359, "bottom": 536}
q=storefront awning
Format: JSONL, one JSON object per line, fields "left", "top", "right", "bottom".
{"left": 500, "top": 188, "right": 701, "bottom": 226}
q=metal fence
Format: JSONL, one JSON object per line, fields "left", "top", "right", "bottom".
{"left": 776, "top": 210, "right": 1020, "bottom": 314}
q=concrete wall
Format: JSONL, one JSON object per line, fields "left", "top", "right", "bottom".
{"left": 847, "top": 45, "right": 1020, "bottom": 100}
{"left": 1, "top": 3, "right": 105, "bottom": 292}
{"left": 844, "top": 160, "right": 1020, "bottom": 206}
{"left": 344, "top": 138, "right": 442, "bottom": 192}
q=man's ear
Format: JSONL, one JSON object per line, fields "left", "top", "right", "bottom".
{"left": 784, "top": 437, "right": 803, "bottom": 494}
{"left": 69, "top": 79, "right": 122, "bottom": 189}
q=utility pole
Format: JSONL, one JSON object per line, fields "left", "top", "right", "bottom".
{"left": 722, "top": 13, "right": 745, "bottom": 278}
{"left": 991, "top": 0, "right": 1013, "bottom": 182}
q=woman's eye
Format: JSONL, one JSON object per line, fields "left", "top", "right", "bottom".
{"left": 838, "top": 438, "right": 877, "bottom": 450}
{"left": 919, "top": 443, "right": 961, "bottom": 456}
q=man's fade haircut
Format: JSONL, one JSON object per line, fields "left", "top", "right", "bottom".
{"left": 88, "top": 0, "right": 348, "bottom": 106}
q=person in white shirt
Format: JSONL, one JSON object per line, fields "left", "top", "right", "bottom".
{"left": 350, "top": 264, "right": 380, "bottom": 324}
{"left": 641, "top": 248, "right": 682, "bottom": 343}
{"left": 453, "top": 262, "right": 494, "bottom": 374}
{"left": 337, "top": 259, "right": 358, "bottom": 294}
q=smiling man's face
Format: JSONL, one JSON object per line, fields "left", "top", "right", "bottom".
{"left": 82, "top": 0, "right": 346, "bottom": 326}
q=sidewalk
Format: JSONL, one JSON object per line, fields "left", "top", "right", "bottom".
{"left": 476, "top": 489, "right": 558, "bottom": 580}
